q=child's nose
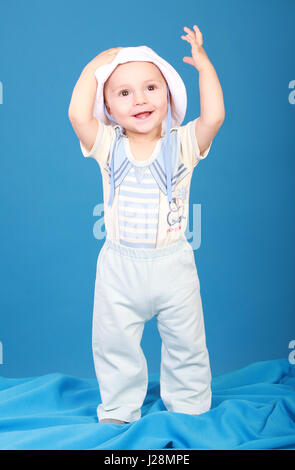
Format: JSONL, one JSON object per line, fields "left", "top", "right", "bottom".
{"left": 133, "top": 91, "right": 148, "bottom": 104}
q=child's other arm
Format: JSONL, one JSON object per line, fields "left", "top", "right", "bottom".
{"left": 195, "top": 61, "right": 225, "bottom": 156}
{"left": 68, "top": 48, "right": 123, "bottom": 153}
{"left": 182, "top": 25, "right": 225, "bottom": 157}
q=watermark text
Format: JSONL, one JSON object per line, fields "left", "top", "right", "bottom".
{"left": 288, "top": 340, "right": 295, "bottom": 365}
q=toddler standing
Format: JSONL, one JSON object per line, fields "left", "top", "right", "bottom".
{"left": 69, "top": 25, "right": 225, "bottom": 424}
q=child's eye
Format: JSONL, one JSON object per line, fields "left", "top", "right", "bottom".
{"left": 119, "top": 85, "right": 157, "bottom": 97}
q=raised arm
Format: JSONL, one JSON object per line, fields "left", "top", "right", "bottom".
{"left": 68, "top": 48, "right": 124, "bottom": 153}
{"left": 181, "top": 25, "right": 225, "bottom": 156}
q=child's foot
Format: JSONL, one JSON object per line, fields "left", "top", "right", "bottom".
{"left": 100, "top": 418, "right": 127, "bottom": 424}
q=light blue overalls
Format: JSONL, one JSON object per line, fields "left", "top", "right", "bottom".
{"left": 92, "top": 89, "right": 212, "bottom": 423}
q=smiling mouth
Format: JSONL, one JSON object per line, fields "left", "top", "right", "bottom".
{"left": 133, "top": 111, "right": 153, "bottom": 120}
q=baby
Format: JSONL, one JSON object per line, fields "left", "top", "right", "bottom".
{"left": 68, "top": 25, "right": 225, "bottom": 424}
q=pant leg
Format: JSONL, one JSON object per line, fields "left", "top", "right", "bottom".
{"left": 92, "top": 244, "right": 152, "bottom": 423}
{"left": 153, "top": 245, "right": 212, "bottom": 415}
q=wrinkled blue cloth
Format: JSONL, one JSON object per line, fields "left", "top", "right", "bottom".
{"left": 0, "top": 359, "right": 294, "bottom": 450}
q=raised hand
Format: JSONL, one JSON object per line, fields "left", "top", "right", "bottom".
{"left": 181, "top": 25, "right": 210, "bottom": 72}
{"left": 87, "top": 47, "right": 124, "bottom": 72}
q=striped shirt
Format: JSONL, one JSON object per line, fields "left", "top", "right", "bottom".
{"left": 118, "top": 165, "right": 160, "bottom": 248}
{"left": 79, "top": 117, "right": 213, "bottom": 248}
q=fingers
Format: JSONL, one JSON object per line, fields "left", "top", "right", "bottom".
{"left": 106, "top": 47, "right": 123, "bottom": 53}
{"left": 183, "top": 26, "right": 195, "bottom": 39}
{"left": 181, "top": 25, "right": 203, "bottom": 44}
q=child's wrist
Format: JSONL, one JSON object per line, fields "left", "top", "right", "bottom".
{"left": 83, "top": 63, "right": 97, "bottom": 75}
{"left": 196, "top": 58, "right": 214, "bottom": 73}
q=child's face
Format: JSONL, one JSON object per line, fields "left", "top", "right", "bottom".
{"left": 104, "top": 61, "right": 169, "bottom": 139}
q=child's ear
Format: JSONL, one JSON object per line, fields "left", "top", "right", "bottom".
{"left": 103, "top": 86, "right": 111, "bottom": 114}
{"left": 168, "top": 91, "right": 173, "bottom": 108}
{"left": 104, "top": 100, "right": 111, "bottom": 115}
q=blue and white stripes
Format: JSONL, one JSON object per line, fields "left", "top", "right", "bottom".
{"left": 118, "top": 166, "right": 160, "bottom": 248}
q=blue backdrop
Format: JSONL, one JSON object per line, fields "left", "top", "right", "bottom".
{"left": 0, "top": 0, "right": 294, "bottom": 380}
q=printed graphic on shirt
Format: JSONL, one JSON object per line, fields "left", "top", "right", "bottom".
{"left": 166, "top": 185, "right": 188, "bottom": 233}
{"left": 118, "top": 166, "right": 160, "bottom": 248}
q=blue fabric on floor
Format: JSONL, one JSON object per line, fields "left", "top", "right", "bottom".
{"left": 0, "top": 358, "right": 294, "bottom": 450}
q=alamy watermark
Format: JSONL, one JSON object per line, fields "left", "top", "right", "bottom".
{"left": 288, "top": 80, "right": 295, "bottom": 105}
{"left": 92, "top": 202, "right": 203, "bottom": 251}
{"left": 0, "top": 81, "right": 2, "bottom": 104}
{"left": 288, "top": 340, "right": 295, "bottom": 365}
{"left": 0, "top": 341, "right": 3, "bottom": 364}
